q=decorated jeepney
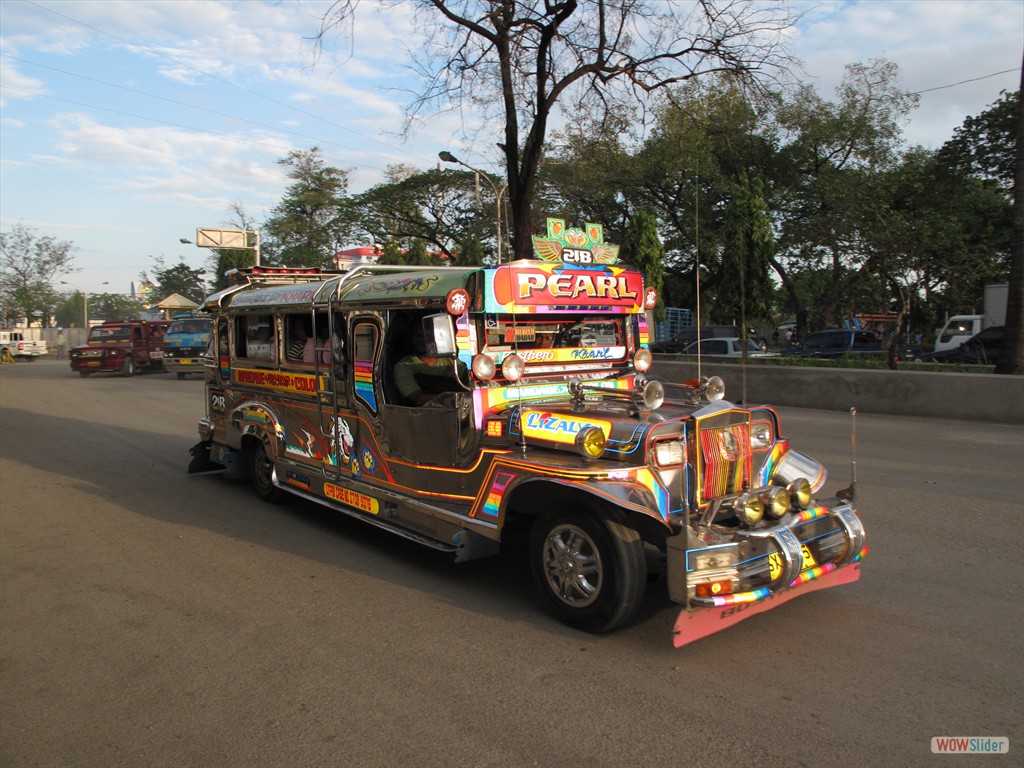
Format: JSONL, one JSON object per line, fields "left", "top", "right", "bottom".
{"left": 190, "top": 220, "right": 866, "bottom": 646}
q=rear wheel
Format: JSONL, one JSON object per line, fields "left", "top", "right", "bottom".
{"left": 121, "top": 356, "right": 135, "bottom": 377}
{"left": 79, "top": 371, "right": 90, "bottom": 378}
{"left": 529, "top": 505, "right": 647, "bottom": 633}
{"left": 248, "top": 439, "right": 282, "bottom": 503}
{"left": 176, "top": 372, "right": 186, "bottom": 380}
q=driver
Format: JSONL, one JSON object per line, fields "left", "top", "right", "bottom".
{"left": 394, "top": 322, "right": 464, "bottom": 406}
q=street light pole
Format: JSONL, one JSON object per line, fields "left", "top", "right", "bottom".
{"left": 61, "top": 280, "right": 109, "bottom": 328}
{"left": 439, "top": 151, "right": 509, "bottom": 263}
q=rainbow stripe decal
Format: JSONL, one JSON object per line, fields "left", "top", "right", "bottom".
{"left": 794, "top": 505, "right": 831, "bottom": 523}
{"left": 479, "top": 471, "right": 518, "bottom": 518}
{"left": 354, "top": 361, "right": 376, "bottom": 411}
{"left": 700, "top": 546, "right": 868, "bottom": 606}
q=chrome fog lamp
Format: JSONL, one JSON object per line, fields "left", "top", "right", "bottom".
{"left": 737, "top": 493, "right": 764, "bottom": 526}
{"left": 575, "top": 426, "right": 607, "bottom": 460}
{"left": 642, "top": 380, "right": 665, "bottom": 410}
{"left": 501, "top": 353, "right": 525, "bottom": 382}
{"left": 634, "top": 348, "right": 653, "bottom": 372}
{"left": 764, "top": 487, "right": 790, "bottom": 519}
{"left": 472, "top": 354, "right": 496, "bottom": 381}
{"left": 788, "top": 478, "right": 813, "bottom": 509}
{"left": 704, "top": 375, "right": 726, "bottom": 402}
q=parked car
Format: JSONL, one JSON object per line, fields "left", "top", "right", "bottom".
{"left": 779, "top": 329, "right": 884, "bottom": 359}
{"left": 649, "top": 325, "right": 740, "bottom": 353}
{"left": 683, "top": 337, "right": 778, "bottom": 358}
{"left": 918, "top": 325, "right": 1004, "bottom": 365}
{"left": 0, "top": 329, "right": 48, "bottom": 359}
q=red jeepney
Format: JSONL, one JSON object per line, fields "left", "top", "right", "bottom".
{"left": 69, "top": 319, "right": 170, "bottom": 377}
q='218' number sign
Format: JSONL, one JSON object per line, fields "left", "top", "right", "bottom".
{"left": 561, "top": 248, "right": 593, "bottom": 264}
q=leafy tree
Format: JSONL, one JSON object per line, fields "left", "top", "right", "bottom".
{"left": 263, "top": 147, "right": 351, "bottom": 267}
{"left": 453, "top": 228, "right": 486, "bottom": 267}
{"left": 378, "top": 239, "right": 405, "bottom": 266}
{"left": 937, "top": 89, "right": 1019, "bottom": 194}
{"left": 621, "top": 209, "right": 665, "bottom": 320}
{"left": 0, "top": 223, "right": 76, "bottom": 326}
{"left": 933, "top": 86, "right": 1021, "bottom": 375}
{"left": 720, "top": 172, "right": 775, "bottom": 333}
{"left": 405, "top": 238, "right": 432, "bottom": 266}
{"left": 772, "top": 59, "right": 919, "bottom": 334}
{"left": 318, "top": 0, "right": 797, "bottom": 260}
{"left": 143, "top": 258, "right": 208, "bottom": 305}
{"left": 349, "top": 167, "right": 483, "bottom": 261}
{"left": 55, "top": 291, "right": 142, "bottom": 326}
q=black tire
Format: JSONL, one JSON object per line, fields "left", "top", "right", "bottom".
{"left": 121, "top": 356, "right": 135, "bottom": 377}
{"left": 529, "top": 505, "right": 647, "bottom": 633}
{"left": 248, "top": 439, "right": 282, "bottom": 503}
{"left": 176, "top": 372, "right": 186, "bottom": 380}
{"left": 79, "top": 371, "right": 90, "bottom": 378}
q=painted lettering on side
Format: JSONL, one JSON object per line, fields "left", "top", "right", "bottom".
{"left": 324, "top": 484, "right": 379, "bottom": 514}
{"left": 521, "top": 411, "right": 612, "bottom": 445}
{"left": 234, "top": 367, "right": 319, "bottom": 395}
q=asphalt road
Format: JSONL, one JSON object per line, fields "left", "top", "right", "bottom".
{"left": 2, "top": 359, "right": 1022, "bottom": 768}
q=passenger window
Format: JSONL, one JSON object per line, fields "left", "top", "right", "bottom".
{"left": 284, "top": 314, "right": 312, "bottom": 364}
{"left": 235, "top": 314, "right": 276, "bottom": 362}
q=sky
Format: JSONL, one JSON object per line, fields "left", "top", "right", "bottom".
{"left": 1, "top": 0, "right": 1021, "bottom": 298}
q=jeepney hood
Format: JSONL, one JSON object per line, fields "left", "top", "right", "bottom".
{"left": 503, "top": 394, "right": 702, "bottom": 462}
{"left": 498, "top": 392, "right": 826, "bottom": 506}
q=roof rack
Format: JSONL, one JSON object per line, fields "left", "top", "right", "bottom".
{"left": 225, "top": 265, "right": 346, "bottom": 286}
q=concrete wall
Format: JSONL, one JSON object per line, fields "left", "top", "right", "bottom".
{"left": 652, "top": 359, "right": 1024, "bottom": 424}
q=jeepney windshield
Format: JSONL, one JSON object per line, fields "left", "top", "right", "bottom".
{"left": 479, "top": 314, "right": 629, "bottom": 367}
{"left": 168, "top": 318, "right": 212, "bottom": 335}
{"left": 89, "top": 326, "right": 130, "bottom": 342}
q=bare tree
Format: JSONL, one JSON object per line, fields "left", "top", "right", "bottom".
{"left": 318, "top": 0, "right": 797, "bottom": 258}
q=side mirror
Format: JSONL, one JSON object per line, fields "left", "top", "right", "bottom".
{"left": 423, "top": 313, "right": 457, "bottom": 357}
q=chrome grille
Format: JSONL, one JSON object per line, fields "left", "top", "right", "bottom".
{"left": 696, "top": 413, "right": 752, "bottom": 503}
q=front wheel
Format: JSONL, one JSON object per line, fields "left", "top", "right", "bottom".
{"left": 529, "top": 505, "right": 647, "bottom": 633}
{"left": 248, "top": 438, "right": 282, "bottom": 503}
{"left": 121, "top": 356, "right": 135, "bottom": 377}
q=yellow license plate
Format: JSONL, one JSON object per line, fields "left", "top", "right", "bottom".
{"left": 179, "top": 359, "right": 192, "bottom": 364}
{"left": 768, "top": 544, "right": 818, "bottom": 581}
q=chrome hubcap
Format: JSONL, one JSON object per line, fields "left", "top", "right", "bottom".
{"left": 542, "top": 523, "right": 602, "bottom": 607}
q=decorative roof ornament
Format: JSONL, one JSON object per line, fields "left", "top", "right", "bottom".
{"left": 531, "top": 218, "right": 620, "bottom": 265}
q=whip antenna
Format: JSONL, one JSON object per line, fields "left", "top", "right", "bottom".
{"left": 837, "top": 407, "right": 857, "bottom": 501}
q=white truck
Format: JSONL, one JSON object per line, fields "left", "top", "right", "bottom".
{"left": 0, "top": 330, "right": 49, "bottom": 360}
{"left": 934, "top": 283, "right": 1008, "bottom": 353}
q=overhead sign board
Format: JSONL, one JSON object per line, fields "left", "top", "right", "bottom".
{"left": 195, "top": 228, "right": 248, "bottom": 249}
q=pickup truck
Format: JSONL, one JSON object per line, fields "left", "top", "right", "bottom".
{"left": 0, "top": 330, "right": 49, "bottom": 360}
{"left": 779, "top": 329, "right": 885, "bottom": 359}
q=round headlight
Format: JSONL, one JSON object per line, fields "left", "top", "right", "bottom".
{"left": 788, "top": 478, "right": 812, "bottom": 509}
{"left": 472, "top": 354, "right": 496, "bottom": 381}
{"left": 704, "top": 375, "right": 725, "bottom": 402}
{"left": 634, "top": 348, "right": 652, "bottom": 372}
{"left": 501, "top": 354, "right": 525, "bottom": 382}
{"left": 764, "top": 487, "right": 790, "bottom": 519}
{"left": 575, "top": 426, "right": 606, "bottom": 459}
{"left": 642, "top": 380, "right": 665, "bottom": 410}
{"left": 737, "top": 494, "right": 764, "bottom": 526}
